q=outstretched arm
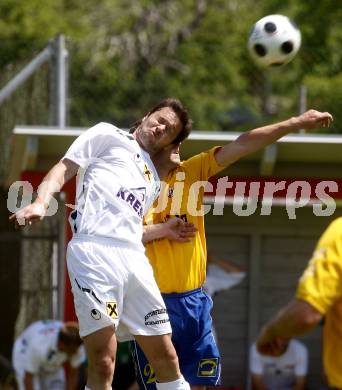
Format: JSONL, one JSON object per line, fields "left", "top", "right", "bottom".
{"left": 256, "top": 299, "right": 322, "bottom": 356}
{"left": 215, "top": 109, "right": 333, "bottom": 167}
{"left": 142, "top": 217, "right": 197, "bottom": 244}
{"left": 10, "top": 158, "right": 79, "bottom": 227}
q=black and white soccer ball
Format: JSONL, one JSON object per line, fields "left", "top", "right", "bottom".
{"left": 248, "top": 14, "right": 301, "bottom": 67}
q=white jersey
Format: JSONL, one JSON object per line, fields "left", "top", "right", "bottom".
{"left": 250, "top": 340, "right": 308, "bottom": 390}
{"left": 63, "top": 123, "right": 160, "bottom": 248}
{"left": 12, "top": 320, "right": 85, "bottom": 374}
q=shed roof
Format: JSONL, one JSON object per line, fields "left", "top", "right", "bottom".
{"left": 7, "top": 125, "right": 342, "bottom": 186}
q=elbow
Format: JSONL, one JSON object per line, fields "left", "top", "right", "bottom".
{"left": 299, "top": 302, "right": 322, "bottom": 328}
{"left": 304, "top": 312, "right": 322, "bottom": 328}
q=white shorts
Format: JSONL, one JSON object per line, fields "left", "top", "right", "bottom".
{"left": 67, "top": 236, "right": 172, "bottom": 340}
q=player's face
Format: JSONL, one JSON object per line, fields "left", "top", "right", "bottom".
{"left": 135, "top": 107, "right": 182, "bottom": 155}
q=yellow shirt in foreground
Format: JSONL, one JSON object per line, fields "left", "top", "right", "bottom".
{"left": 145, "top": 147, "right": 224, "bottom": 293}
{"left": 296, "top": 217, "right": 342, "bottom": 388}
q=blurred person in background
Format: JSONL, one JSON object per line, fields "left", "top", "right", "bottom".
{"left": 256, "top": 217, "right": 342, "bottom": 390}
{"left": 12, "top": 320, "right": 85, "bottom": 390}
{"left": 250, "top": 338, "right": 308, "bottom": 390}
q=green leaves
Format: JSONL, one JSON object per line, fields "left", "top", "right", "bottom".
{"left": 0, "top": 0, "right": 340, "bottom": 132}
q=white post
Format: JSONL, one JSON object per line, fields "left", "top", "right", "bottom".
{"left": 54, "top": 34, "right": 68, "bottom": 127}
{"left": 299, "top": 84, "right": 307, "bottom": 134}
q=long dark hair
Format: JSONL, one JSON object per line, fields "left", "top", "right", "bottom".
{"left": 129, "top": 98, "right": 192, "bottom": 144}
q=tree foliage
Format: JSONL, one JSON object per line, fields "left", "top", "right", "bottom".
{"left": 0, "top": 0, "right": 340, "bottom": 131}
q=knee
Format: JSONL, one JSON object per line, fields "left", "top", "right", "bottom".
{"left": 94, "top": 354, "right": 115, "bottom": 378}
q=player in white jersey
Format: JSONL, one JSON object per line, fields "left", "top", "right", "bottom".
{"left": 11, "top": 98, "right": 193, "bottom": 390}
{"left": 66, "top": 122, "right": 160, "bottom": 247}
{"left": 12, "top": 320, "right": 85, "bottom": 390}
{"left": 250, "top": 339, "right": 308, "bottom": 390}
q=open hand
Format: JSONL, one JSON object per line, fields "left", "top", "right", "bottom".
{"left": 163, "top": 217, "right": 197, "bottom": 242}
{"left": 9, "top": 199, "right": 47, "bottom": 228}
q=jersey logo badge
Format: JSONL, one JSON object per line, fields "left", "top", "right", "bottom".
{"left": 91, "top": 309, "right": 101, "bottom": 320}
{"left": 144, "top": 164, "right": 152, "bottom": 182}
{"left": 168, "top": 187, "right": 174, "bottom": 198}
{"left": 197, "top": 358, "right": 219, "bottom": 377}
{"left": 116, "top": 187, "right": 145, "bottom": 217}
{"left": 106, "top": 302, "right": 118, "bottom": 318}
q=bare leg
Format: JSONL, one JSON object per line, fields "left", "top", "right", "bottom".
{"left": 83, "top": 325, "right": 117, "bottom": 389}
{"left": 134, "top": 334, "right": 181, "bottom": 383}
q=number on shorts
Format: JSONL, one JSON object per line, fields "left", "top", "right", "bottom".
{"left": 144, "top": 363, "right": 156, "bottom": 384}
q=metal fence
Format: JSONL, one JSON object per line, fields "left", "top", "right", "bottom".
{"left": 14, "top": 200, "right": 66, "bottom": 337}
{"left": 0, "top": 36, "right": 67, "bottom": 363}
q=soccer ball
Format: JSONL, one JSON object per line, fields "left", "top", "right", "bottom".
{"left": 248, "top": 14, "right": 301, "bottom": 67}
